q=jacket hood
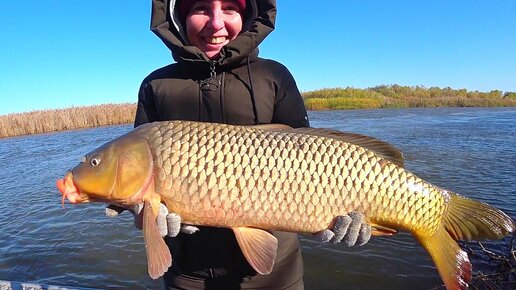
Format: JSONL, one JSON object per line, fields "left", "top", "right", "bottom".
{"left": 150, "top": 0, "right": 277, "bottom": 67}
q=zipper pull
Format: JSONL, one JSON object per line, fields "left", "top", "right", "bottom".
{"left": 199, "top": 61, "right": 221, "bottom": 91}
{"left": 209, "top": 61, "right": 217, "bottom": 79}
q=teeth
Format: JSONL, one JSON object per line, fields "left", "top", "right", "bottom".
{"left": 207, "top": 37, "right": 226, "bottom": 44}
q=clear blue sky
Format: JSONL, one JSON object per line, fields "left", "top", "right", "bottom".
{"left": 1, "top": 1, "right": 515, "bottom": 115}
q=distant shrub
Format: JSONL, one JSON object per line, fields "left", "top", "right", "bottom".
{"left": 503, "top": 92, "right": 516, "bottom": 99}
{"left": 302, "top": 85, "right": 516, "bottom": 110}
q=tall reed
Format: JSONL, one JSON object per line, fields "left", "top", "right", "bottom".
{"left": 0, "top": 103, "right": 136, "bottom": 138}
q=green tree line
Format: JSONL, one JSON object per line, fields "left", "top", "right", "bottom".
{"left": 304, "top": 85, "right": 516, "bottom": 110}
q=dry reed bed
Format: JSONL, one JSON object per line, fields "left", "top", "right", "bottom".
{"left": 0, "top": 103, "right": 136, "bottom": 138}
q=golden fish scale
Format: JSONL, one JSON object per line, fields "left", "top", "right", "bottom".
{"left": 140, "top": 121, "right": 447, "bottom": 237}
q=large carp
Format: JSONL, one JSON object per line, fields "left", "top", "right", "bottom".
{"left": 56, "top": 120, "right": 515, "bottom": 290}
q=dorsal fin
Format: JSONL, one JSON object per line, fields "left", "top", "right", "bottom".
{"left": 289, "top": 127, "right": 405, "bottom": 167}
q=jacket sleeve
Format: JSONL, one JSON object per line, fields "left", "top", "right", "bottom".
{"left": 134, "top": 82, "right": 160, "bottom": 128}
{"left": 272, "top": 67, "right": 310, "bottom": 128}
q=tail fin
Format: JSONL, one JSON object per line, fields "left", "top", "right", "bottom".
{"left": 444, "top": 194, "right": 515, "bottom": 240}
{"left": 418, "top": 193, "right": 515, "bottom": 290}
{"left": 419, "top": 227, "right": 471, "bottom": 290}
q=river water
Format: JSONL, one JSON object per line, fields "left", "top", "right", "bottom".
{"left": 0, "top": 107, "right": 514, "bottom": 289}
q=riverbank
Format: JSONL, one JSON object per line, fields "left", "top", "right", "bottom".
{"left": 303, "top": 85, "right": 516, "bottom": 110}
{"left": 1, "top": 85, "right": 515, "bottom": 138}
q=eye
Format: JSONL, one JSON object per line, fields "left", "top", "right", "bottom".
{"left": 223, "top": 4, "right": 240, "bottom": 13}
{"left": 189, "top": 3, "right": 210, "bottom": 15}
{"left": 90, "top": 156, "right": 101, "bottom": 167}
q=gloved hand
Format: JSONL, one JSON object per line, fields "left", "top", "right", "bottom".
{"left": 313, "top": 212, "right": 371, "bottom": 246}
{"left": 106, "top": 204, "right": 199, "bottom": 237}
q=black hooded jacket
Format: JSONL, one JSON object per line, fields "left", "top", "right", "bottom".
{"left": 137, "top": 1, "right": 308, "bottom": 288}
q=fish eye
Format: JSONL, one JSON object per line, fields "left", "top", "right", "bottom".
{"left": 90, "top": 156, "right": 101, "bottom": 167}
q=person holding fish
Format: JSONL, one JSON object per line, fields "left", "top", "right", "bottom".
{"left": 57, "top": 0, "right": 515, "bottom": 287}
{"left": 107, "top": 0, "right": 371, "bottom": 289}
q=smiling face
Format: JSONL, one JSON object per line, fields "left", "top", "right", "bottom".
{"left": 185, "top": 0, "right": 244, "bottom": 59}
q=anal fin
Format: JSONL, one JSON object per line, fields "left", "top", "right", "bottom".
{"left": 370, "top": 224, "right": 399, "bottom": 236}
{"left": 233, "top": 227, "right": 278, "bottom": 275}
{"left": 143, "top": 199, "right": 172, "bottom": 279}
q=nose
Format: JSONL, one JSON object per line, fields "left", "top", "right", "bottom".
{"left": 207, "top": 10, "right": 224, "bottom": 31}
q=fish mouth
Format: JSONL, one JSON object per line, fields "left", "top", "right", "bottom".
{"left": 56, "top": 172, "right": 89, "bottom": 206}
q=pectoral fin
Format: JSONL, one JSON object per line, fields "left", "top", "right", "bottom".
{"left": 233, "top": 227, "right": 278, "bottom": 275}
{"left": 143, "top": 198, "right": 172, "bottom": 279}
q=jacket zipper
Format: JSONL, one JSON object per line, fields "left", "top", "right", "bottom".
{"left": 199, "top": 61, "right": 220, "bottom": 91}
{"left": 220, "top": 71, "right": 226, "bottom": 123}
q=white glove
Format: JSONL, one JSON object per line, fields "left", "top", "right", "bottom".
{"left": 105, "top": 204, "right": 199, "bottom": 237}
{"left": 313, "top": 212, "right": 371, "bottom": 246}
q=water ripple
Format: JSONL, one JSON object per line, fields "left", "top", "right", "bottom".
{"left": 1, "top": 108, "right": 514, "bottom": 289}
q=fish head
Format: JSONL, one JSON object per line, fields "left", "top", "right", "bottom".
{"left": 57, "top": 132, "right": 154, "bottom": 206}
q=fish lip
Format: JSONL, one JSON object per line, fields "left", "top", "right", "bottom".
{"left": 57, "top": 172, "right": 87, "bottom": 206}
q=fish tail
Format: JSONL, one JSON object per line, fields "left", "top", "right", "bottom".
{"left": 418, "top": 226, "right": 471, "bottom": 290}
{"left": 443, "top": 193, "right": 515, "bottom": 241}
{"left": 417, "top": 192, "right": 515, "bottom": 290}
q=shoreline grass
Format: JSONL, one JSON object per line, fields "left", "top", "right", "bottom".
{"left": 1, "top": 85, "right": 515, "bottom": 138}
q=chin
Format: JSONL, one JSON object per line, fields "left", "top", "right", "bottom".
{"left": 205, "top": 51, "right": 221, "bottom": 59}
